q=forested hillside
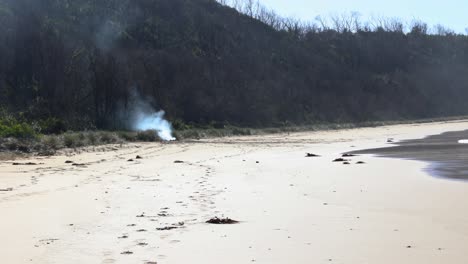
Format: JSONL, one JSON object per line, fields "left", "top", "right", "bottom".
{"left": 1, "top": 0, "right": 468, "bottom": 132}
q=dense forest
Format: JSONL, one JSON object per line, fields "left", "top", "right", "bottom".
{"left": 1, "top": 0, "right": 468, "bottom": 133}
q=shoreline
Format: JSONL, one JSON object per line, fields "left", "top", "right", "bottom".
{"left": 1, "top": 121, "right": 468, "bottom": 263}
{"left": 353, "top": 128, "right": 468, "bottom": 180}
{"left": 2, "top": 116, "right": 468, "bottom": 161}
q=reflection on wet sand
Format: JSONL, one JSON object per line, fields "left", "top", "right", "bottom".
{"left": 355, "top": 130, "right": 468, "bottom": 179}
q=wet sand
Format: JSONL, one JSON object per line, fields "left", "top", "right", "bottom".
{"left": 1, "top": 120, "right": 468, "bottom": 264}
{"left": 354, "top": 129, "right": 468, "bottom": 179}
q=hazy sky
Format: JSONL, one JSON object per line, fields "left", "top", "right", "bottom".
{"left": 259, "top": 0, "right": 467, "bottom": 33}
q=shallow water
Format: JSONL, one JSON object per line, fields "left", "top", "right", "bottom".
{"left": 354, "top": 130, "right": 468, "bottom": 180}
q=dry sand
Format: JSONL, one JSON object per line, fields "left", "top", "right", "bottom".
{"left": 1, "top": 120, "right": 468, "bottom": 264}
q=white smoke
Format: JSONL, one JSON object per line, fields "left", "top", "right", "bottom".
{"left": 133, "top": 110, "right": 176, "bottom": 141}
{"left": 123, "top": 91, "right": 176, "bottom": 141}
{"left": 458, "top": 140, "right": 468, "bottom": 144}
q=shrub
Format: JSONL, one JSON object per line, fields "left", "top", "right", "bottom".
{"left": 136, "top": 130, "right": 158, "bottom": 142}
{"left": 0, "top": 120, "right": 36, "bottom": 139}
{"left": 172, "top": 119, "right": 192, "bottom": 130}
{"left": 87, "top": 132, "right": 98, "bottom": 145}
{"left": 118, "top": 131, "right": 137, "bottom": 141}
{"left": 77, "top": 132, "right": 86, "bottom": 141}
{"left": 39, "top": 118, "right": 66, "bottom": 134}
{"left": 63, "top": 133, "right": 81, "bottom": 148}
{"left": 3, "top": 138, "right": 19, "bottom": 151}
{"left": 41, "top": 135, "right": 60, "bottom": 150}
{"left": 231, "top": 127, "right": 251, "bottom": 136}
{"left": 99, "top": 132, "right": 118, "bottom": 144}
{"left": 174, "top": 129, "right": 201, "bottom": 139}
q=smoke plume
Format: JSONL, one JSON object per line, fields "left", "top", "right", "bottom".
{"left": 133, "top": 110, "right": 176, "bottom": 141}
{"left": 125, "top": 92, "right": 176, "bottom": 141}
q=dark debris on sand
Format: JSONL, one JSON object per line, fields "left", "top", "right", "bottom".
{"left": 136, "top": 155, "right": 143, "bottom": 159}
{"left": 306, "top": 153, "right": 320, "bottom": 157}
{"left": 332, "top": 158, "right": 349, "bottom": 162}
{"left": 174, "top": 160, "right": 184, "bottom": 164}
{"left": 342, "top": 153, "right": 357, "bottom": 157}
{"left": 13, "top": 162, "right": 38, "bottom": 166}
{"left": 121, "top": 251, "right": 133, "bottom": 255}
{"left": 0, "top": 188, "right": 13, "bottom": 192}
{"left": 206, "top": 217, "right": 239, "bottom": 224}
{"left": 156, "top": 226, "right": 179, "bottom": 231}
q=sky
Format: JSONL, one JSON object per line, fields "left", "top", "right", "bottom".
{"left": 259, "top": 0, "right": 467, "bottom": 33}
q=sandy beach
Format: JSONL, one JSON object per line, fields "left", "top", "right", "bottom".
{"left": 1, "top": 120, "right": 468, "bottom": 264}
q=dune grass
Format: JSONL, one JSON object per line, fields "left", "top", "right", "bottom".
{"left": 1, "top": 115, "right": 467, "bottom": 156}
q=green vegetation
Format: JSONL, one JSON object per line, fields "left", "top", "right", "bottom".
{"left": 38, "top": 118, "right": 66, "bottom": 134}
{"left": 0, "top": 122, "right": 36, "bottom": 139}
{"left": 1, "top": 130, "right": 133, "bottom": 154}
{"left": 174, "top": 115, "right": 468, "bottom": 140}
{"left": 0, "top": 115, "right": 36, "bottom": 139}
